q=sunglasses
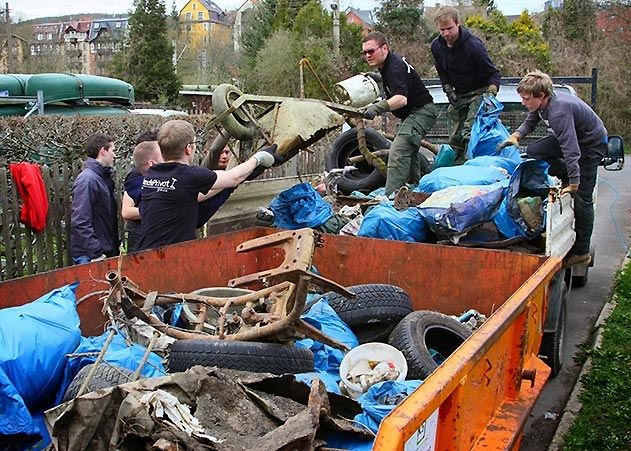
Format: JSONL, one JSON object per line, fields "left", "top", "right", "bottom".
{"left": 361, "top": 46, "right": 381, "bottom": 56}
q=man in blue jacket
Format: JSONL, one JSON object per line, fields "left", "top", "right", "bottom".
{"left": 431, "top": 6, "right": 501, "bottom": 161}
{"left": 70, "top": 133, "right": 120, "bottom": 264}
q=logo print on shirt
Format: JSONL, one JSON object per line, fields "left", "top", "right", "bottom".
{"left": 142, "top": 177, "right": 178, "bottom": 192}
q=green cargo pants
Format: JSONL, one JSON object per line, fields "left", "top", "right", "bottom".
{"left": 446, "top": 93, "right": 483, "bottom": 162}
{"left": 385, "top": 103, "right": 437, "bottom": 196}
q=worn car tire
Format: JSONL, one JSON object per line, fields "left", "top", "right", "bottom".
{"left": 167, "top": 339, "right": 314, "bottom": 375}
{"left": 212, "top": 83, "right": 258, "bottom": 140}
{"left": 539, "top": 280, "right": 568, "bottom": 376}
{"left": 321, "top": 284, "right": 413, "bottom": 344}
{"left": 388, "top": 311, "right": 472, "bottom": 379}
{"left": 327, "top": 128, "right": 390, "bottom": 194}
{"left": 63, "top": 363, "right": 135, "bottom": 402}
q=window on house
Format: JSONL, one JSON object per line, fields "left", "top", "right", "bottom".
{"left": 48, "top": 33, "right": 53, "bottom": 40}
{"left": 116, "top": 22, "right": 121, "bottom": 28}
{"left": 192, "top": 2, "right": 196, "bottom": 9}
{"left": 186, "top": 24, "right": 191, "bottom": 31}
{"left": 204, "top": 35, "right": 208, "bottom": 43}
{"left": 204, "top": 22, "right": 209, "bottom": 31}
{"left": 31, "top": 45, "right": 36, "bottom": 55}
{"left": 37, "top": 33, "right": 43, "bottom": 40}
{"left": 94, "top": 23, "right": 100, "bottom": 28}
{"left": 198, "top": 12, "right": 203, "bottom": 20}
{"left": 186, "top": 12, "right": 192, "bottom": 20}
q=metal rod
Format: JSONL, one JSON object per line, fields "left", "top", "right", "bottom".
{"left": 75, "top": 328, "right": 117, "bottom": 398}
{"left": 131, "top": 331, "right": 159, "bottom": 382}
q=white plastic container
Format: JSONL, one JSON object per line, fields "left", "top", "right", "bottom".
{"left": 333, "top": 74, "right": 381, "bottom": 107}
{"left": 339, "top": 342, "right": 408, "bottom": 399}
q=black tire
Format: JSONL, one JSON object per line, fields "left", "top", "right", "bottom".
{"left": 388, "top": 311, "right": 472, "bottom": 380}
{"left": 539, "top": 281, "right": 568, "bottom": 376}
{"left": 167, "top": 339, "right": 314, "bottom": 375}
{"left": 212, "top": 84, "right": 257, "bottom": 140}
{"left": 63, "top": 363, "right": 134, "bottom": 402}
{"left": 322, "top": 284, "right": 413, "bottom": 344}
{"left": 327, "top": 128, "right": 390, "bottom": 194}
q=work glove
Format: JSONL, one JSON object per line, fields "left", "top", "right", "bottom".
{"left": 359, "top": 99, "right": 390, "bottom": 120}
{"left": 366, "top": 71, "right": 382, "bottom": 84}
{"left": 497, "top": 132, "right": 521, "bottom": 150}
{"left": 561, "top": 183, "right": 579, "bottom": 195}
{"left": 442, "top": 84, "right": 458, "bottom": 105}
{"left": 486, "top": 85, "right": 498, "bottom": 96}
{"left": 251, "top": 143, "right": 279, "bottom": 168}
{"left": 91, "top": 254, "right": 106, "bottom": 262}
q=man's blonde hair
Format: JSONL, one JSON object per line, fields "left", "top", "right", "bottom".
{"left": 133, "top": 141, "right": 161, "bottom": 175}
{"left": 157, "top": 120, "right": 195, "bottom": 161}
{"left": 517, "top": 70, "right": 554, "bottom": 98}
{"left": 434, "top": 6, "right": 459, "bottom": 25}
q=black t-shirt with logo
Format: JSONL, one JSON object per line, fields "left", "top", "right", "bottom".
{"left": 380, "top": 51, "right": 433, "bottom": 120}
{"left": 138, "top": 162, "right": 217, "bottom": 251}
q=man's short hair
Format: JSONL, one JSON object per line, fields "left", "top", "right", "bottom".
{"left": 517, "top": 70, "right": 554, "bottom": 98}
{"left": 157, "top": 120, "right": 195, "bottom": 161}
{"left": 362, "top": 31, "right": 388, "bottom": 47}
{"left": 85, "top": 133, "right": 114, "bottom": 159}
{"left": 133, "top": 141, "right": 161, "bottom": 175}
{"left": 434, "top": 6, "right": 460, "bottom": 25}
{"left": 134, "top": 129, "right": 159, "bottom": 146}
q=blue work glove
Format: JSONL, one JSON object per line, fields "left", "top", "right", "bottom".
{"left": 252, "top": 143, "right": 279, "bottom": 168}
{"left": 359, "top": 99, "right": 390, "bottom": 120}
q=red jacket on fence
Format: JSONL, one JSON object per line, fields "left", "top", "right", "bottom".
{"left": 9, "top": 162, "right": 49, "bottom": 233}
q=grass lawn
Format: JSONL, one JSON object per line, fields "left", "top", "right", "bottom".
{"left": 561, "top": 260, "right": 631, "bottom": 450}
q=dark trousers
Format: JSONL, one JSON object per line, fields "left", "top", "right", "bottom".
{"left": 527, "top": 135, "right": 605, "bottom": 255}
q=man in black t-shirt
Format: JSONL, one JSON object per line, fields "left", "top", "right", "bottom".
{"left": 359, "top": 31, "right": 437, "bottom": 195}
{"left": 137, "top": 120, "right": 277, "bottom": 251}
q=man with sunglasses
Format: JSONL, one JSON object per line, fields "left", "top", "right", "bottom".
{"left": 431, "top": 6, "right": 501, "bottom": 162}
{"left": 360, "top": 31, "right": 437, "bottom": 196}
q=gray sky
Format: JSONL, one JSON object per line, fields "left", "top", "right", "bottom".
{"left": 9, "top": 0, "right": 546, "bottom": 22}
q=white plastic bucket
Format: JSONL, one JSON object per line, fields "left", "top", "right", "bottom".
{"left": 339, "top": 342, "right": 408, "bottom": 399}
{"left": 333, "top": 74, "right": 380, "bottom": 107}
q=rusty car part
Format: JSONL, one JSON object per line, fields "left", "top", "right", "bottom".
{"left": 393, "top": 186, "right": 432, "bottom": 210}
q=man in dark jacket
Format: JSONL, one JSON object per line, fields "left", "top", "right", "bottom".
{"left": 431, "top": 6, "right": 501, "bottom": 161}
{"left": 70, "top": 133, "right": 120, "bottom": 264}
{"left": 360, "top": 31, "right": 436, "bottom": 195}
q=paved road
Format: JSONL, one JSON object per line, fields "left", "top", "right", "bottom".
{"left": 521, "top": 167, "right": 631, "bottom": 450}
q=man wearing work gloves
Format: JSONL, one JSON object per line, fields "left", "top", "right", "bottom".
{"left": 359, "top": 31, "right": 436, "bottom": 196}
{"left": 499, "top": 70, "right": 607, "bottom": 267}
{"left": 431, "top": 6, "right": 501, "bottom": 161}
{"left": 137, "top": 119, "right": 278, "bottom": 251}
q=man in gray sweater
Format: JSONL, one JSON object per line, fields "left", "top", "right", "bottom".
{"left": 499, "top": 70, "right": 608, "bottom": 266}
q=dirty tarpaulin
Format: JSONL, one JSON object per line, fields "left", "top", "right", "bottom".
{"left": 45, "top": 366, "right": 369, "bottom": 451}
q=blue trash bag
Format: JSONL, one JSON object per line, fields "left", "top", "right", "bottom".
{"left": 0, "top": 367, "right": 40, "bottom": 445}
{"left": 55, "top": 328, "right": 167, "bottom": 405}
{"left": 418, "top": 183, "right": 506, "bottom": 236}
{"left": 354, "top": 380, "right": 423, "bottom": 434}
{"left": 464, "top": 155, "right": 520, "bottom": 176}
{"left": 0, "top": 284, "right": 81, "bottom": 410}
{"left": 270, "top": 182, "right": 333, "bottom": 229}
{"left": 417, "top": 164, "right": 509, "bottom": 193}
{"left": 430, "top": 144, "right": 456, "bottom": 171}
{"left": 322, "top": 431, "right": 374, "bottom": 451}
{"left": 494, "top": 159, "right": 552, "bottom": 239}
{"left": 295, "top": 299, "right": 359, "bottom": 392}
{"left": 467, "top": 95, "right": 522, "bottom": 162}
{"left": 357, "top": 203, "right": 427, "bottom": 243}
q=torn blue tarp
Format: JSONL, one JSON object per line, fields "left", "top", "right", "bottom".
{"left": 354, "top": 380, "right": 423, "bottom": 434}
{"left": 358, "top": 203, "right": 427, "bottom": 243}
{"left": 270, "top": 182, "right": 333, "bottom": 229}
{"left": 0, "top": 284, "right": 81, "bottom": 445}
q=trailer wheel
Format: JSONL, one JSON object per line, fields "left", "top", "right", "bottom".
{"left": 63, "top": 363, "right": 135, "bottom": 402}
{"left": 539, "top": 281, "right": 568, "bottom": 376}
{"left": 388, "top": 311, "right": 472, "bottom": 379}
{"left": 167, "top": 339, "right": 314, "bottom": 375}
{"left": 321, "top": 284, "right": 413, "bottom": 344}
{"left": 212, "top": 84, "right": 258, "bottom": 140}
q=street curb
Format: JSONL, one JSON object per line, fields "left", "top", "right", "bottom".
{"left": 547, "top": 259, "right": 629, "bottom": 450}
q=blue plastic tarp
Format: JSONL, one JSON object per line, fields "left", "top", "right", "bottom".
{"left": 418, "top": 183, "right": 506, "bottom": 236}
{"left": 55, "top": 329, "right": 167, "bottom": 405}
{"left": 467, "top": 95, "right": 522, "bottom": 162}
{"left": 270, "top": 182, "right": 333, "bottom": 229}
{"left": 357, "top": 203, "right": 427, "bottom": 243}
{"left": 0, "top": 284, "right": 81, "bottom": 443}
{"left": 295, "top": 299, "right": 359, "bottom": 393}
{"left": 463, "top": 155, "right": 520, "bottom": 175}
{"left": 494, "top": 159, "right": 552, "bottom": 239}
{"left": 354, "top": 380, "right": 423, "bottom": 434}
{"left": 417, "top": 164, "right": 509, "bottom": 193}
